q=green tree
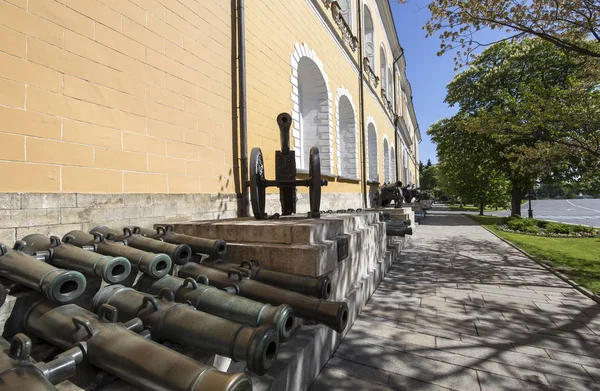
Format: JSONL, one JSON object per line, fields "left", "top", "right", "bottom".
{"left": 444, "top": 38, "right": 600, "bottom": 215}
{"left": 429, "top": 116, "right": 510, "bottom": 215}
{"left": 419, "top": 163, "right": 438, "bottom": 191}
{"left": 410, "top": 0, "right": 600, "bottom": 67}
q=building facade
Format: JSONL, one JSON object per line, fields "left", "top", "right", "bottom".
{"left": 0, "top": 0, "right": 420, "bottom": 241}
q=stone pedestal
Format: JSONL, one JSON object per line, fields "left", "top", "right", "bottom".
{"left": 168, "top": 211, "right": 407, "bottom": 390}
{"left": 169, "top": 212, "right": 389, "bottom": 302}
{"left": 362, "top": 206, "right": 415, "bottom": 232}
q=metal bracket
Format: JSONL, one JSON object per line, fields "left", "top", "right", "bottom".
{"left": 98, "top": 304, "right": 118, "bottom": 323}
{"left": 9, "top": 333, "right": 32, "bottom": 360}
{"left": 73, "top": 316, "right": 97, "bottom": 339}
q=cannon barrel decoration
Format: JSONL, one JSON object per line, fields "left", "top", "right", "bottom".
{"left": 374, "top": 181, "right": 403, "bottom": 208}
{"left": 203, "top": 259, "right": 332, "bottom": 299}
{"left": 178, "top": 263, "right": 349, "bottom": 333}
{"left": 0, "top": 242, "right": 86, "bottom": 303}
{"left": 135, "top": 274, "right": 295, "bottom": 342}
{"left": 93, "top": 285, "right": 279, "bottom": 375}
{"left": 22, "top": 300, "right": 252, "bottom": 391}
{"left": 249, "top": 113, "right": 328, "bottom": 220}
{"left": 133, "top": 225, "right": 228, "bottom": 259}
{"left": 63, "top": 230, "right": 172, "bottom": 279}
{"left": 20, "top": 234, "right": 132, "bottom": 284}
{"left": 90, "top": 226, "right": 192, "bottom": 265}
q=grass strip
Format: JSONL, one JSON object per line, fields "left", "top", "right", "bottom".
{"left": 469, "top": 215, "right": 600, "bottom": 294}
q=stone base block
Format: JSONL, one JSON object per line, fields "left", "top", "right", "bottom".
{"left": 168, "top": 212, "right": 389, "bottom": 302}
{"left": 250, "top": 236, "right": 404, "bottom": 391}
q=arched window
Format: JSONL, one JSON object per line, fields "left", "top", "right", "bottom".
{"left": 383, "top": 137, "right": 390, "bottom": 183}
{"left": 390, "top": 146, "right": 397, "bottom": 182}
{"left": 298, "top": 57, "right": 331, "bottom": 171}
{"left": 363, "top": 6, "right": 374, "bottom": 68}
{"left": 367, "top": 123, "right": 378, "bottom": 182}
{"left": 338, "top": 0, "right": 353, "bottom": 32}
{"left": 380, "top": 46, "right": 387, "bottom": 95}
{"left": 337, "top": 94, "right": 358, "bottom": 178}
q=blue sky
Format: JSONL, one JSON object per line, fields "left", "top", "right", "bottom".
{"left": 390, "top": 1, "right": 507, "bottom": 165}
{"left": 390, "top": 1, "right": 457, "bottom": 165}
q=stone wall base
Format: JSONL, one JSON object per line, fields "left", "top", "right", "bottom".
{"left": 0, "top": 192, "right": 364, "bottom": 245}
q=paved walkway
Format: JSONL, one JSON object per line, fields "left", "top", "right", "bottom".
{"left": 310, "top": 210, "right": 600, "bottom": 391}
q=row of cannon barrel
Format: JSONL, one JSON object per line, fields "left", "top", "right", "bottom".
{"left": 374, "top": 181, "right": 429, "bottom": 209}
{"left": 0, "top": 225, "right": 349, "bottom": 391}
{"left": 319, "top": 209, "right": 413, "bottom": 237}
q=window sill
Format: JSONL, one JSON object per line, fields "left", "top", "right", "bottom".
{"left": 367, "top": 180, "right": 380, "bottom": 186}
{"left": 338, "top": 176, "right": 361, "bottom": 183}
{"left": 297, "top": 168, "right": 337, "bottom": 180}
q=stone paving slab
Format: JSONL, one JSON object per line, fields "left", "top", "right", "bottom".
{"left": 310, "top": 210, "right": 600, "bottom": 391}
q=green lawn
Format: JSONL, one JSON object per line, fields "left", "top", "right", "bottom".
{"left": 469, "top": 215, "right": 600, "bottom": 294}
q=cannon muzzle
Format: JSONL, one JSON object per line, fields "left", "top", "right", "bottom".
{"left": 20, "top": 234, "right": 131, "bottom": 284}
{"left": 63, "top": 230, "right": 172, "bottom": 279}
{"left": 179, "top": 263, "right": 349, "bottom": 333}
{"left": 90, "top": 226, "right": 192, "bottom": 265}
{"left": 0, "top": 243, "right": 86, "bottom": 303}
{"left": 277, "top": 113, "right": 292, "bottom": 154}
{"left": 93, "top": 285, "right": 279, "bottom": 375}
{"left": 136, "top": 225, "right": 228, "bottom": 259}
{"left": 205, "top": 259, "right": 332, "bottom": 299}
{"left": 135, "top": 274, "right": 296, "bottom": 341}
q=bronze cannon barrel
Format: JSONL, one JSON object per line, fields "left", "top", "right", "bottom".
{"left": 135, "top": 225, "right": 228, "bottom": 259}
{"left": 135, "top": 274, "right": 295, "bottom": 341}
{"left": 24, "top": 300, "right": 252, "bottom": 391}
{"left": 20, "top": 234, "right": 131, "bottom": 284}
{"left": 0, "top": 333, "right": 84, "bottom": 391}
{"left": 93, "top": 285, "right": 278, "bottom": 375}
{"left": 386, "top": 226, "right": 413, "bottom": 237}
{"left": 0, "top": 243, "right": 86, "bottom": 303}
{"left": 63, "top": 230, "right": 172, "bottom": 279}
{"left": 178, "top": 263, "right": 349, "bottom": 333}
{"left": 91, "top": 226, "right": 192, "bottom": 265}
{"left": 277, "top": 113, "right": 292, "bottom": 154}
{"left": 204, "top": 259, "right": 332, "bottom": 299}
{"left": 380, "top": 181, "right": 402, "bottom": 191}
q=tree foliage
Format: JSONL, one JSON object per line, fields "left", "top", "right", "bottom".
{"left": 450, "top": 39, "right": 599, "bottom": 208}
{"left": 419, "top": 160, "right": 438, "bottom": 190}
{"left": 429, "top": 116, "right": 510, "bottom": 214}
{"left": 411, "top": 0, "right": 600, "bottom": 67}
{"left": 429, "top": 37, "right": 600, "bottom": 216}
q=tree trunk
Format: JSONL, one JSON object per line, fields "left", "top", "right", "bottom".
{"left": 511, "top": 182, "right": 523, "bottom": 217}
{"left": 479, "top": 199, "right": 484, "bottom": 216}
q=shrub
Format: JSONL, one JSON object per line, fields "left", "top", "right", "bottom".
{"left": 533, "top": 219, "right": 548, "bottom": 228}
{"left": 506, "top": 217, "right": 536, "bottom": 232}
{"left": 571, "top": 225, "right": 595, "bottom": 234}
{"left": 545, "top": 222, "right": 574, "bottom": 235}
{"left": 523, "top": 225, "right": 541, "bottom": 234}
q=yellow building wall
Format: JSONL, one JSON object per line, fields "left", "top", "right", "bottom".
{"left": 244, "top": 0, "right": 400, "bottom": 195}
{"left": 0, "top": 0, "right": 233, "bottom": 194}
{"left": 0, "top": 0, "right": 417, "bottom": 197}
